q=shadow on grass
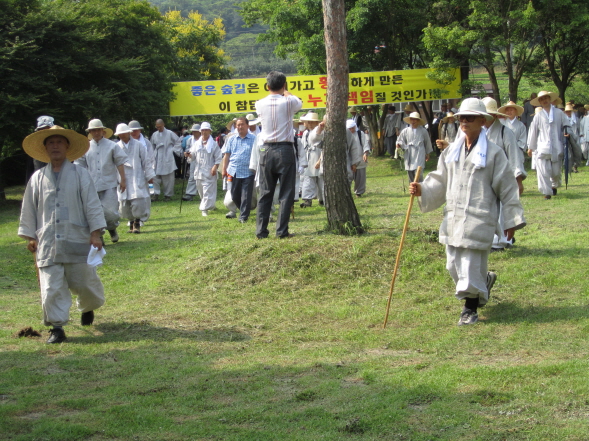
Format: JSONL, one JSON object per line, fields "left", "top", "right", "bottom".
{"left": 506, "top": 245, "right": 589, "bottom": 258}
{"left": 484, "top": 301, "right": 589, "bottom": 324}
{"left": 69, "top": 321, "right": 251, "bottom": 344}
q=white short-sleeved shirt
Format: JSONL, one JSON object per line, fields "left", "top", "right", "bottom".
{"left": 255, "top": 94, "right": 302, "bottom": 144}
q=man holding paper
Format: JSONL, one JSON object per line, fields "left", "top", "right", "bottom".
{"left": 19, "top": 126, "right": 107, "bottom": 344}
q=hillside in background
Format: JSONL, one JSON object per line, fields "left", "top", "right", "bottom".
{"left": 148, "top": 0, "right": 297, "bottom": 78}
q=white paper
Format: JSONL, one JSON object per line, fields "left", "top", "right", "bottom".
{"left": 87, "top": 245, "right": 106, "bottom": 267}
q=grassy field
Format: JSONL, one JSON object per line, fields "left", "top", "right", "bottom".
{"left": 2, "top": 156, "right": 589, "bottom": 440}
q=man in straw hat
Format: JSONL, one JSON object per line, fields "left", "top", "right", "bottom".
{"left": 246, "top": 114, "right": 261, "bottom": 136}
{"left": 410, "top": 98, "right": 526, "bottom": 326}
{"left": 527, "top": 91, "right": 571, "bottom": 199}
{"left": 184, "top": 122, "right": 222, "bottom": 216}
{"left": 255, "top": 71, "right": 302, "bottom": 238}
{"left": 182, "top": 124, "right": 201, "bottom": 202}
{"left": 347, "top": 119, "right": 371, "bottom": 197}
{"left": 75, "top": 119, "right": 127, "bottom": 244}
{"left": 498, "top": 101, "right": 527, "bottom": 156}
{"left": 439, "top": 111, "right": 459, "bottom": 145}
{"left": 382, "top": 105, "right": 400, "bottom": 157}
{"left": 396, "top": 111, "right": 432, "bottom": 183}
{"left": 482, "top": 98, "right": 526, "bottom": 251}
{"left": 300, "top": 112, "right": 325, "bottom": 208}
{"left": 150, "top": 119, "right": 182, "bottom": 202}
{"left": 19, "top": 126, "right": 107, "bottom": 343}
{"left": 114, "top": 123, "right": 155, "bottom": 233}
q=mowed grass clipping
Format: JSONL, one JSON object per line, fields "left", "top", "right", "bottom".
{"left": 1, "top": 156, "right": 589, "bottom": 441}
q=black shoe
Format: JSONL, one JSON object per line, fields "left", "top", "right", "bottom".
{"left": 47, "top": 327, "right": 66, "bottom": 344}
{"left": 552, "top": 187, "right": 557, "bottom": 196}
{"left": 182, "top": 195, "right": 193, "bottom": 201}
{"left": 544, "top": 195, "right": 551, "bottom": 200}
{"left": 109, "top": 229, "right": 119, "bottom": 243}
{"left": 81, "top": 311, "right": 94, "bottom": 326}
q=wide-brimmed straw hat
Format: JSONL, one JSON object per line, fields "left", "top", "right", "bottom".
{"left": 403, "top": 111, "right": 426, "bottom": 126}
{"left": 454, "top": 98, "right": 493, "bottom": 122}
{"left": 128, "top": 120, "right": 144, "bottom": 131}
{"left": 226, "top": 118, "right": 237, "bottom": 131}
{"left": 482, "top": 97, "right": 508, "bottom": 118}
{"left": 404, "top": 105, "right": 412, "bottom": 112}
{"left": 564, "top": 103, "right": 575, "bottom": 112}
{"left": 190, "top": 124, "right": 201, "bottom": 132}
{"left": 22, "top": 125, "right": 89, "bottom": 163}
{"left": 114, "top": 123, "right": 132, "bottom": 136}
{"left": 348, "top": 106, "right": 357, "bottom": 113}
{"left": 442, "top": 112, "right": 455, "bottom": 123}
{"left": 534, "top": 107, "right": 542, "bottom": 115}
{"left": 300, "top": 112, "right": 321, "bottom": 122}
{"left": 530, "top": 91, "right": 559, "bottom": 107}
{"left": 497, "top": 101, "right": 524, "bottom": 117}
{"left": 584, "top": 104, "right": 589, "bottom": 111}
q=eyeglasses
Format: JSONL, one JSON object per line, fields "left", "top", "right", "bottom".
{"left": 458, "top": 115, "right": 477, "bottom": 122}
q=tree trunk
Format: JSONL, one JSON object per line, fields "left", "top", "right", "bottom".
{"left": 321, "top": 0, "right": 363, "bottom": 235}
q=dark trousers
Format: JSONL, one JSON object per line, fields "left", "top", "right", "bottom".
{"left": 231, "top": 175, "right": 255, "bottom": 221}
{"left": 407, "top": 169, "right": 424, "bottom": 183}
{"left": 256, "top": 143, "right": 296, "bottom": 238}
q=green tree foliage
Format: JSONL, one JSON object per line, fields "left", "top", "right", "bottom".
{"left": 532, "top": 0, "right": 589, "bottom": 102}
{"left": 163, "top": 10, "right": 230, "bottom": 81}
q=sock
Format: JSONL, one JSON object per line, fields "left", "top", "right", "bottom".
{"left": 464, "top": 297, "right": 479, "bottom": 312}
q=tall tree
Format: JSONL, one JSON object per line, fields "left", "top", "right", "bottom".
{"left": 322, "top": 0, "right": 363, "bottom": 234}
{"left": 533, "top": 0, "right": 589, "bottom": 102}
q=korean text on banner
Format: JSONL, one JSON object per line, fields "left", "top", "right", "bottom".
{"left": 169, "top": 68, "right": 461, "bottom": 116}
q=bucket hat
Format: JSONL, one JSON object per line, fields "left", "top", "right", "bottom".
{"left": 190, "top": 124, "right": 201, "bottom": 132}
{"left": 36, "top": 116, "right": 55, "bottom": 131}
{"left": 128, "top": 120, "right": 144, "bottom": 131}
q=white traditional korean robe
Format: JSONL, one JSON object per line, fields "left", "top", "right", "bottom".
{"left": 527, "top": 105, "right": 570, "bottom": 195}
{"left": 150, "top": 128, "right": 182, "bottom": 197}
{"left": 418, "top": 135, "right": 526, "bottom": 305}
{"left": 397, "top": 126, "right": 433, "bottom": 182}
{"left": 75, "top": 137, "right": 128, "bottom": 230}
{"left": 302, "top": 127, "right": 324, "bottom": 202}
{"left": 441, "top": 121, "right": 459, "bottom": 144}
{"left": 117, "top": 139, "right": 155, "bottom": 221}
{"left": 351, "top": 130, "right": 371, "bottom": 196}
{"left": 186, "top": 136, "right": 222, "bottom": 211}
{"left": 18, "top": 161, "right": 107, "bottom": 326}
{"left": 580, "top": 114, "right": 589, "bottom": 160}
{"left": 502, "top": 117, "right": 527, "bottom": 154}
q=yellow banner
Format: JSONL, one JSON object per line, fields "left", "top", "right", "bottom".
{"left": 169, "top": 68, "right": 461, "bottom": 116}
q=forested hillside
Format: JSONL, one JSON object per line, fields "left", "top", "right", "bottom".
{"left": 148, "top": 0, "right": 297, "bottom": 77}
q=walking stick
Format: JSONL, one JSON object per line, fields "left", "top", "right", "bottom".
{"left": 383, "top": 165, "right": 422, "bottom": 328}
{"left": 179, "top": 155, "right": 187, "bottom": 214}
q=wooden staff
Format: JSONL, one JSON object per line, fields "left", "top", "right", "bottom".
{"left": 383, "top": 166, "right": 422, "bottom": 328}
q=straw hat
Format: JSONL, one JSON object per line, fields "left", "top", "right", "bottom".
{"left": 128, "top": 120, "right": 144, "bottom": 131}
{"left": 441, "top": 112, "right": 455, "bottom": 123}
{"left": 190, "top": 124, "right": 201, "bottom": 132}
{"left": 497, "top": 101, "right": 524, "bottom": 116}
{"left": 85, "top": 119, "right": 113, "bottom": 138}
{"left": 564, "top": 103, "right": 575, "bottom": 112}
{"left": 404, "top": 105, "right": 412, "bottom": 112}
{"left": 482, "top": 97, "right": 507, "bottom": 117}
{"left": 534, "top": 107, "right": 542, "bottom": 115}
{"left": 454, "top": 98, "right": 493, "bottom": 122}
{"left": 226, "top": 118, "right": 237, "bottom": 131}
{"left": 403, "top": 111, "right": 426, "bottom": 125}
{"left": 556, "top": 103, "right": 565, "bottom": 110}
{"left": 300, "top": 112, "right": 321, "bottom": 122}
{"left": 584, "top": 104, "right": 589, "bottom": 111}
{"left": 348, "top": 106, "right": 357, "bottom": 113}
{"left": 530, "top": 91, "right": 559, "bottom": 107}
{"left": 552, "top": 97, "right": 563, "bottom": 106}
{"left": 36, "top": 116, "right": 55, "bottom": 131}
{"left": 22, "top": 125, "right": 89, "bottom": 163}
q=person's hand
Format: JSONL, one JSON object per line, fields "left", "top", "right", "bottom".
{"left": 564, "top": 133, "right": 570, "bottom": 138}
{"left": 314, "top": 160, "right": 321, "bottom": 170}
{"left": 362, "top": 152, "right": 368, "bottom": 163}
{"left": 436, "top": 139, "right": 449, "bottom": 150}
{"left": 148, "top": 178, "right": 154, "bottom": 184}
{"left": 27, "top": 240, "right": 38, "bottom": 253}
{"left": 504, "top": 227, "right": 516, "bottom": 241}
{"left": 425, "top": 154, "right": 430, "bottom": 162}
{"left": 184, "top": 151, "right": 190, "bottom": 158}
{"left": 119, "top": 181, "right": 126, "bottom": 193}
{"left": 409, "top": 182, "right": 421, "bottom": 196}
{"left": 210, "top": 166, "right": 218, "bottom": 177}
{"left": 351, "top": 165, "right": 357, "bottom": 173}
{"left": 90, "top": 231, "right": 103, "bottom": 251}
{"left": 516, "top": 176, "right": 524, "bottom": 195}
{"left": 222, "top": 168, "right": 228, "bottom": 178}
{"left": 527, "top": 149, "right": 533, "bottom": 158}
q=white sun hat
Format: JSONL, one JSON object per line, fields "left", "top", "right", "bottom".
{"left": 114, "top": 123, "right": 132, "bottom": 136}
{"left": 200, "top": 122, "right": 212, "bottom": 131}
{"left": 128, "top": 120, "right": 144, "bottom": 130}
{"left": 454, "top": 98, "right": 493, "bottom": 122}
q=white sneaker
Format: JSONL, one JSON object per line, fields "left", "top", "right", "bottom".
{"left": 225, "top": 211, "right": 236, "bottom": 219}
{"left": 201, "top": 210, "right": 208, "bottom": 217}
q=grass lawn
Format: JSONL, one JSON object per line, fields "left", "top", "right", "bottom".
{"left": 1, "top": 155, "right": 589, "bottom": 440}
